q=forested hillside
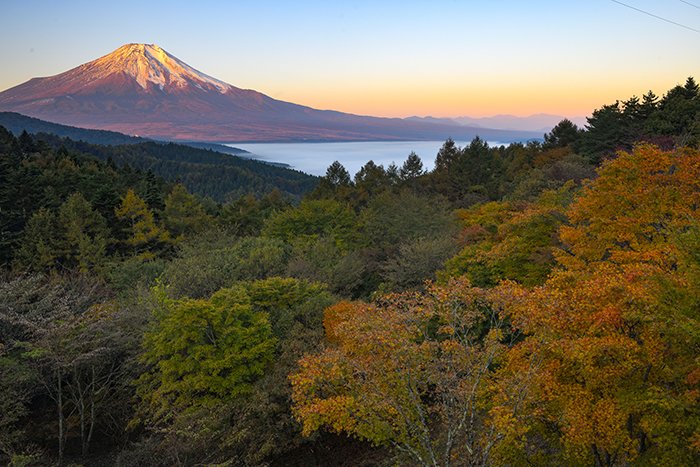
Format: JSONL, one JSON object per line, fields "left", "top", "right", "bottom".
{"left": 0, "top": 78, "right": 698, "bottom": 466}
{"left": 0, "top": 112, "right": 316, "bottom": 202}
{"left": 0, "top": 111, "right": 150, "bottom": 145}
{"left": 0, "top": 111, "right": 252, "bottom": 156}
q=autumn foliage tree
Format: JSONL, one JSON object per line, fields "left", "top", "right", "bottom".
{"left": 291, "top": 279, "right": 514, "bottom": 466}
{"left": 491, "top": 145, "right": 700, "bottom": 465}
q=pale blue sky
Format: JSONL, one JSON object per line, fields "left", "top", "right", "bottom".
{"left": 1, "top": 0, "right": 697, "bottom": 117}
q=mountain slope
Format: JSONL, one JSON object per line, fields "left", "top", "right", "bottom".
{"left": 0, "top": 44, "right": 541, "bottom": 143}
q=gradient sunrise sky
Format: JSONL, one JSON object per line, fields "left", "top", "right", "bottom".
{"left": 1, "top": 0, "right": 697, "bottom": 119}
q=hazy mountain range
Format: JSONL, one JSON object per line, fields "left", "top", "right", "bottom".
{"left": 406, "top": 114, "right": 587, "bottom": 133}
{"left": 0, "top": 44, "right": 545, "bottom": 143}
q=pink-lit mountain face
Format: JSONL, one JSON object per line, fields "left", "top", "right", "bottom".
{"left": 0, "top": 44, "right": 540, "bottom": 142}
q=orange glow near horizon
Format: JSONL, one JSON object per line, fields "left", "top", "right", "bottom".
{"left": 255, "top": 73, "right": 695, "bottom": 119}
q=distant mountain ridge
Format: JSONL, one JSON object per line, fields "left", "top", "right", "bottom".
{"left": 406, "top": 114, "right": 588, "bottom": 133}
{"left": 0, "top": 43, "right": 542, "bottom": 143}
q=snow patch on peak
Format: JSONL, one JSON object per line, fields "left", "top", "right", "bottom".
{"left": 86, "top": 43, "right": 233, "bottom": 93}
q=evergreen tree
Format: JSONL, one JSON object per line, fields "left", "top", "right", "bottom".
{"left": 543, "top": 119, "right": 582, "bottom": 149}
{"left": 399, "top": 152, "right": 425, "bottom": 180}
{"left": 310, "top": 161, "right": 353, "bottom": 200}
{"left": 384, "top": 162, "right": 400, "bottom": 187}
{"left": 640, "top": 91, "right": 659, "bottom": 120}
{"left": 577, "top": 102, "right": 629, "bottom": 163}
{"left": 163, "top": 184, "right": 213, "bottom": 240}
{"left": 14, "top": 208, "right": 61, "bottom": 271}
{"left": 647, "top": 77, "right": 700, "bottom": 143}
{"left": 434, "top": 138, "right": 459, "bottom": 173}
{"left": 0, "top": 126, "right": 19, "bottom": 155}
{"left": 354, "top": 161, "right": 389, "bottom": 202}
{"left": 683, "top": 76, "right": 699, "bottom": 99}
{"left": 17, "top": 130, "right": 35, "bottom": 154}
{"left": 451, "top": 136, "right": 500, "bottom": 202}
{"left": 58, "top": 192, "right": 109, "bottom": 272}
{"left": 325, "top": 161, "right": 352, "bottom": 187}
{"left": 141, "top": 170, "right": 165, "bottom": 212}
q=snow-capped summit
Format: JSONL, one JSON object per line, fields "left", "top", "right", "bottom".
{"left": 4, "top": 43, "right": 234, "bottom": 97}
{"left": 85, "top": 43, "right": 232, "bottom": 93}
{"left": 0, "top": 43, "right": 541, "bottom": 143}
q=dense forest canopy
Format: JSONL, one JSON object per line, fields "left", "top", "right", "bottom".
{"left": 0, "top": 112, "right": 318, "bottom": 202}
{"left": 0, "top": 78, "right": 698, "bottom": 466}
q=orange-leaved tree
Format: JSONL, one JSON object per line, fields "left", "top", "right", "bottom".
{"left": 290, "top": 279, "right": 520, "bottom": 466}
{"left": 491, "top": 145, "right": 700, "bottom": 466}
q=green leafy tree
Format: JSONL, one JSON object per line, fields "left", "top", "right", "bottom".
{"left": 136, "top": 285, "right": 276, "bottom": 424}
{"left": 220, "top": 190, "right": 290, "bottom": 237}
{"left": 135, "top": 277, "right": 334, "bottom": 465}
{"left": 163, "top": 234, "right": 289, "bottom": 299}
{"left": 381, "top": 236, "right": 459, "bottom": 291}
{"left": 360, "top": 191, "right": 455, "bottom": 254}
{"left": 441, "top": 183, "right": 574, "bottom": 287}
{"left": 263, "top": 199, "right": 358, "bottom": 251}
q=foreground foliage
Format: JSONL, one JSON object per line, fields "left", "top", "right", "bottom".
{"left": 291, "top": 145, "right": 700, "bottom": 466}
{"left": 291, "top": 281, "right": 513, "bottom": 466}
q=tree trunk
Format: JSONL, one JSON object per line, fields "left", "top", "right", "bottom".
{"left": 76, "top": 367, "right": 87, "bottom": 457}
{"left": 57, "top": 370, "right": 64, "bottom": 466}
{"left": 85, "top": 366, "right": 97, "bottom": 456}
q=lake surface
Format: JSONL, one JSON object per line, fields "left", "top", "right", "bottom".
{"left": 227, "top": 141, "right": 506, "bottom": 176}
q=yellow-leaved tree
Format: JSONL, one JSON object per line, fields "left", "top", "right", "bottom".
{"left": 491, "top": 145, "right": 700, "bottom": 466}
{"left": 115, "top": 189, "right": 170, "bottom": 259}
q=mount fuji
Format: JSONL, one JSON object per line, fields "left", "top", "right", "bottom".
{"left": 0, "top": 44, "right": 541, "bottom": 143}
